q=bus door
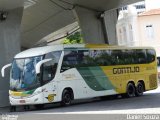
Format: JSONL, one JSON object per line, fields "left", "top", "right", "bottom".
{"left": 61, "top": 50, "right": 88, "bottom": 99}
{"left": 41, "top": 60, "right": 58, "bottom": 103}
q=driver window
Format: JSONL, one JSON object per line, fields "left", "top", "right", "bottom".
{"left": 42, "top": 51, "right": 61, "bottom": 84}
{"left": 42, "top": 61, "right": 56, "bottom": 84}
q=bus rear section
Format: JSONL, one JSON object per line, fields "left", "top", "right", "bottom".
{"left": 61, "top": 47, "right": 158, "bottom": 99}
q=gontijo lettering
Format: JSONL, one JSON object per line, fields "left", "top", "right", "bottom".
{"left": 113, "top": 66, "right": 140, "bottom": 74}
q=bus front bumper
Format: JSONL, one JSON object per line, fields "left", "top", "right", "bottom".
{"left": 9, "top": 93, "right": 44, "bottom": 106}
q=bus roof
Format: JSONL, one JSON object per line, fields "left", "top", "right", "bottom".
{"left": 14, "top": 44, "right": 85, "bottom": 58}
{"left": 14, "top": 44, "right": 155, "bottom": 58}
{"left": 15, "top": 45, "right": 63, "bottom": 58}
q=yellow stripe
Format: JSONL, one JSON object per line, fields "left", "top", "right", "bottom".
{"left": 9, "top": 91, "right": 29, "bottom": 97}
{"left": 85, "top": 44, "right": 111, "bottom": 48}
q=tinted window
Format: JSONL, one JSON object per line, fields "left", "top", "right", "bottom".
{"left": 42, "top": 51, "right": 61, "bottom": 84}
{"left": 123, "top": 50, "right": 135, "bottom": 64}
{"left": 146, "top": 49, "right": 156, "bottom": 63}
{"left": 157, "top": 57, "right": 160, "bottom": 67}
{"left": 135, "top": 49, "right": 147, "bottom": 64}
{"left": 78, "top": 50, "right": 112, "bottom": 66}
{"left": 61, "top": 49, "right": 155, "bottom": 71}
{"left": 62, "top": 51, "right": 78, "bottom": 67}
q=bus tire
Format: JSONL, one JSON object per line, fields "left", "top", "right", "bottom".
{"left": 61, "top": 89, "right": 72, "bottom": 106}
{"left": 126, "top": 82, "right": 135, "bottom": 98}
{"left": 136, "top": 82, "right": 144, "bottom": 96}
{"left": 10, "top": 106, "right": 16, "bottom": 112}
{"left": 24, "top": 105, "right": 30, "bottom": 111}
{"left": 34, "top": 104, "right": 44, "bottom": 110}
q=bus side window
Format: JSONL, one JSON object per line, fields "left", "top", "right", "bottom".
{"left": 42, "top": 61, "right": 56, "bottom": 84}
{"left": 146, "top": 49, "right": 156, "bottom": 63}
{"left": 123, "top": 50, "right": 134, "bottom": 64}
{"left": 111, "top": 50, "right": 122, "bottom": 65}
{"left": 135, "top": 50, "right": 147, "bottom": 64}
{"left": 77, "top": 50, "right": 88, "bottom": 66}
{"left": 61, "top": 51, "right": 78, "bottom": 72}
{"left": 157, "top": 57, "right": 160, "bottom": 66}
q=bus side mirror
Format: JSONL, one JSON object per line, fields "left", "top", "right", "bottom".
{"left": 1, "top": 63, "right": 11, "bottom": 77}
{"left": 35, "top": 59, "right": 52, "bottom": 74}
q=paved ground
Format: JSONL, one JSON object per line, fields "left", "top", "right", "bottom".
{"left": 1, "top": 86, "right": 160, "bottom": 120}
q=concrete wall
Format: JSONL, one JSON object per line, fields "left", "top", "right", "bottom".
{"left": 145, "top": 0, "right": 160, "bottom": 10}
{"left": 116, "top": 14, "right": 139, "bottom": 46}
{"left": 0, "top": 7, "right": 23, "bottom": 107}
{"left": 138, "top": 14, "right": 160, "bottom": 56}
{"left": 117, "top": 8, "right": 160, "bottom": 56}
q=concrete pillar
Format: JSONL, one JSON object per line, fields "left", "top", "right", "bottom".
{"left": 73, "top": 6, "right": 106, "bottom": 44}
{"left": 104, "top": 9, "right": 118, "bottom": 45}
{"left": 0, "top": 7, "right": 23, "bottom": 107}
{"left": 73, "top": 7, "right": 118, "bottom": 45}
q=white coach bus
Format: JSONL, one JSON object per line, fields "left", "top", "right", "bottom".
{"left": 1, "top": 44, "right": 158, "bottom": 111}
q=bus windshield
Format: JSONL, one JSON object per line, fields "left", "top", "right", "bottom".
{"left": 10, "top": 51, "right": 62, "bottom": 91}
{"left": 10, "top": 56, "right": 43, "bottom": 91}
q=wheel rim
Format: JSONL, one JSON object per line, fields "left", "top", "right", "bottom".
{"left": 64, "top": 93, "right": 71, "bottom": 105}
{"left": 128, "top": 84, "right": 135, "bottom": 97}
{"left": 137, "top": 84, "right": 143, "bottom": 94}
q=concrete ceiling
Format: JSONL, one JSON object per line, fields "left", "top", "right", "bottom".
{"left": 0, "top": 0, "right": 23, "bottom": 10}
{"left": 58, "top": 0, "right": 143, "bottom": 11}
{"left": 4, "top": 0, "right": 143, "bottom": 48}
{"left": 21, "top": 0, "right": 76, "bottom": 48}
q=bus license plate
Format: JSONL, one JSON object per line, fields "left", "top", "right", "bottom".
{"left": 19, "top": 100, "right": 26, "bottom": 103}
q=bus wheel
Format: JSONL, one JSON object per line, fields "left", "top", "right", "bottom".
{"left": 61, "top": 90, "right": 72, "bottom": 106}
{"left": 34, "top": 104, "right": 44, "bottom": 110}
{"left": 24, "top": 105, "right": 30, "bottom": 111}
{"left": 126, "top": 83, "right": 135, "bottom": 98}
{"left": 136, "top": 82, "right": 144, "bottom": 96}
{"left": 10, "top": 106, "right": 16, "bottom": 112}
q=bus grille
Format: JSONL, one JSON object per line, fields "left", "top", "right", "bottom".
{"left": 149, "top": 74, "right": 157, "bottom": 88}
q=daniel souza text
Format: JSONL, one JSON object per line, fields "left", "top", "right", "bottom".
{"left": 127, "top": 114, "right": 160, "bottom": 120}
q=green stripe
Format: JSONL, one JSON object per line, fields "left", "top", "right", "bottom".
{"left": 24, "top": 89, "right": 35, "bottom": 95}
{"left": 77, "top": 66, "right": 114, "bottom": 91}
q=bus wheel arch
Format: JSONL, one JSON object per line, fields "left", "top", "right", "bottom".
{"left": 61, "top": 87, "right": 74, "bottom": 106}
{"left": 136, "top": 80, "right": 145, "bottom": 96}
{"left": 126, "top": 81, "right": 136, "bottom": 98}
